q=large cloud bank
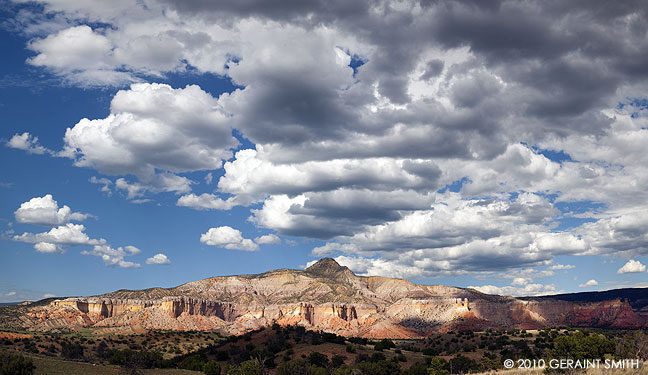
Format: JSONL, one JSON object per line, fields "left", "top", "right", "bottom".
{"left": 9, "top": 0, "right": 648, "bottom": 278}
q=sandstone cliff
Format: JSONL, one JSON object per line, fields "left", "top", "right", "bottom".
{"left": 3, "top": 258, "right": 646, "bottom": 338}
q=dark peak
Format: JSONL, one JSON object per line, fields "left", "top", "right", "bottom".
{"left": 306, "top": 258, "right": 352, "bottom": 276}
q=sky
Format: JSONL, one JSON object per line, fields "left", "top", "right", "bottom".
{"left": 1, "top": 0, "right": 648, "bottom": 303}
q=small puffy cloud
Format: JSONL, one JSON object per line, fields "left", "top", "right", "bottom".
{"left": 200, "top": 226, "right": 259, "bottom": 251}
{"left": 15, "top": 194, "right": 90, "bottom": 226}
{"left": 89, "top": 176, "right": 113, "bottom": 195}
{"left": 43, "top": 293, "right": 56, "bottom": 298}
{"left": 81, "top": 245, "right": 141, "bottom": 268}
{"left": 13, "top": 223, "right": 105, "bottom": 247}
{"left": 205, "top": 172, "right": 213, "bottom": 184}
{"left": 549, "top": 264, "right": 575, "bottom": 270}
{"left": 13, "top": 219, "right": 136, "bottom": 262}
{"left": 579, "top": 279, "right": 599, "bottom": 288}
{"left": 124, "top": 245, "right": 141, "bottom": 255}
{"left": 5, "top": 292, "right": 16, "bottom": 297}
{"left": 254, "top": 234, "right": 280, "bottom": 245}
{"left": 617, "top": 259, "right": 646, "bottom": 274}
{"left": 34, "top": 242, "right": 63, "bottom": 254}
{"left": 177, "top": 193, "right": 240, "bottom": 210}
{"left": 130, "top": 198, "right": 152, "bottom": 204}
{"left": 6, "top": 132, "right": 51, "bottom": 155}
{"left": 146, "top": 253, "right": 171, "bottom": 265}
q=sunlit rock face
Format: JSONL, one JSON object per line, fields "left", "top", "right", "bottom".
{"left": 8, "top": 259, "right": 648, "bottom": 337}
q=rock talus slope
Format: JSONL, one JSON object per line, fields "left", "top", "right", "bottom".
{"left": 4, "top": 259, "right": 647, "bottom": 337}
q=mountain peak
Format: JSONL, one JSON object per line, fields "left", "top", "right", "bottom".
{"left": 305, "top": 258, "right": 352, "bottom": 276}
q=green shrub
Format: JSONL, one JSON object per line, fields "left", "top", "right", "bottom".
{"left": 550, "top": 331, "right": 616, "bottom": 361}
{"left": 227, "top": 359, "right": 264, "bottom": 375}
{"left": 178, "top": 354, "right": 208, "bottom": 371}
{"left": 1, "top": 352, "right": 35, "bottom": 375}
{"left": 331, "top": 355, "right": 346, "bottom": 369}
{"left": 355, "top": 359, "right": 400, "bottom": 375}
{"left": 373, "top": 339, "right": 396, "bottom": 351}
{"left": 448, "top": 354, "right": 478, "bottom": 374}
{"left": 427, "top": 356, "right": 449, "bottom": 375}
{"left": 308, "top": 352, "right": 329, "bottom": 368}
{"left": 277, "top": 359, "right": 326, "bottom": 375}
{"left": 61, "top": 342, "right": 84, "bottom": 360}
{"left": 203, "top": 360, "right": 221, "bottom": 375}
{"left": 408, "top": 362, "right": 427, "bottom": 375}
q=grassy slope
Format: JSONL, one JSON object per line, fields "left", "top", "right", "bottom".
{"left": 29, "top": 355, "right": 201, "bottom": 375}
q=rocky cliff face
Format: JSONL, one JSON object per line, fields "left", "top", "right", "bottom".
{"left": 4, "top": 259, "right": 647, "bottom": 338}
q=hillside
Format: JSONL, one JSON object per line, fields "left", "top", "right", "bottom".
{"left": 1, "top": 259, "right": 646, "bottom": 338}
{"left": 523, "top": 288, "right": 648, "bottom": 311}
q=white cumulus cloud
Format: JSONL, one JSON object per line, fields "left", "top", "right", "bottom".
{"left": 81, "top": 244, "right": 141, "bottom": 268}
{"left": 15, "top": 194, "right": 90, "bottom": 226}
{"left": 617, "top": 259, "right": 646, "bottom": 274}
{"left": 254, "top": 234, "right": 281, "bottom": 245}
{"left": 13, "top": 223, "right": 105, "bottom": 247}
{"left": 6, "top": 132, "right": 52, "bottom": 155}
{"left": 549, "top": 264, "right": 575, "bottom": 270}
{"left": 34, "top": 242, "right": 64, "bottom": 254}
{"left": 200, "top": 226, "right": 259, "bottom": 251}
{"left": 89, "top": 176, "right": 113, "bottom": 195}
{"left": 146, "top": 253, "right": 171, "bottom": 265}
{"left": 579, "top": 279, "right": 599, "bottom": 288}
{"left": 60, "top": 83, "right": 237, "bottom": 197}
{"left": 26, "top": 25, "right": 132, "bottom": 86}
{"left": 176, "top": 193, "right": 241, "bottom": 210}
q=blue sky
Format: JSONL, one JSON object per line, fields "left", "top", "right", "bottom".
{"left": 1, "top": 0, "right": 648, "bottom": 302}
